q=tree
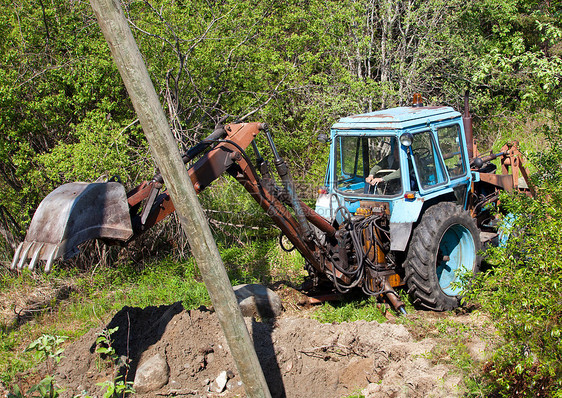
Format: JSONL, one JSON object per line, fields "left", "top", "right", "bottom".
{"left": 0, "top": 0, "right": 145, "bottom": 247}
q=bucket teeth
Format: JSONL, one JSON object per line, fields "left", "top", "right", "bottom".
{"left": 44, "top": 246, "right": 58, "bottom": 273}
{"left": 27, "top": 243, "right": 45, "bottom": 271}
{"left": 10, "top": 242, "right": 61, "bottom": 273}
{"left": 10, "top": 243, "right": 24, "bottom": 270}
{"left": 17, "top": 243, "right": 34, "bottom": 270}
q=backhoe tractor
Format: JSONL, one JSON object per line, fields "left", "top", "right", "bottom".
{"left": 10, "top": 94, "right": 531, "bottom": 312}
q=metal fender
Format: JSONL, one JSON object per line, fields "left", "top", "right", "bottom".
{"left": 389, "top": 197, "right": 424, "bottom": 251}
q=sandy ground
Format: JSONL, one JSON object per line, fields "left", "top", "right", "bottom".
{"left": 47, "top": 298, "right": 490, "bottom": 397}
{"left": 1, "top": 282, "right": 494, "bottom": 398}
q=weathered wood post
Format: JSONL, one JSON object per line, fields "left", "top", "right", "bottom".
{"left": 88, "top": 1, "right": 272, "bottom": 397}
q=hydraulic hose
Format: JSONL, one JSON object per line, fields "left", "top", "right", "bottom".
{"left": 262, "top": 124, "right": 314, "bottom": 241}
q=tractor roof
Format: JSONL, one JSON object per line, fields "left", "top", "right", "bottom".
{"left": 332, "top": 106, "right": 461, "bottom": 131}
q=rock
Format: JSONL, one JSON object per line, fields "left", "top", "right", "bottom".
{"left": 194, "top": 354, "right": 205, "bottom": 370}
{"left": 133, "top": 353, "right": 170, "bottom": 393}
{"left": 226, "top": 378, "right": 244, "bottom": 393}
{"left": 213, "top": 370, "right": 229, "bottom": 393}
{"left": 233, "top": 284, "right": 283, "bottom": 318}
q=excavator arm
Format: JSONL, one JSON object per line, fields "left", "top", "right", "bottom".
{"left": 11, "top": 122, "right": 334, "bottom": 274}
{"left": 9, "top": 121, "right": 407, "bottom": 313}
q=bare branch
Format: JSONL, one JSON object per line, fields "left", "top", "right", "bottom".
{"left": 237, "top": 73, "right": 290, "bottom": 122}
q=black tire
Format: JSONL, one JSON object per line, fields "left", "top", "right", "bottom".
{"left": 404, "top": 202, "right": 481, "bottom": 311}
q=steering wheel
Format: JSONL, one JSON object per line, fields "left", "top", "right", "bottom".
{"left": 376, "top": 169, "right": 396, "bottom": 194}
{"left": 364, "top": 169, "right": 396, "bottom": 195}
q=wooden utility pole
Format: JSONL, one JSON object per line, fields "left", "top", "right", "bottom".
{"left": 89, "top": 1, "right": 271, "bottom": 397}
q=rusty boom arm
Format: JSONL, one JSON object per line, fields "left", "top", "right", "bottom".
{"left": 12, "top": 122, "right": 335, "bottom": 275}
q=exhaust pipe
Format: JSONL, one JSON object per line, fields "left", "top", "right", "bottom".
{"left": 463, "top": 90, "right": 474, "bottom": 160}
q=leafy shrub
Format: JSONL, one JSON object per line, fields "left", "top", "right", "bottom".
{"left": 26, "top": 334, "right": 67, "bottom": 365}
{"left": 38, "top": 109, "right": 147, "bottom": 186}
{"left": 468, "top": 127, "right": 562, "bottom": 396}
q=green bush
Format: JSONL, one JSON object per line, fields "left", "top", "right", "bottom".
{"left": 468, "top": 127, "right": 562, "bottom": 396}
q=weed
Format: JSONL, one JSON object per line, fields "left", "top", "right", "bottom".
{"left": 26, "top": 334, "right": 67, "bottom": 365}
{"left": 96, "top": 376, "right": 134, "bottom": 398}
{"left": 7, "top": 334, "right": 67, "bottom": 396}
{"left": 8, "top": 376, "right": 64, "bottom": 398}
{"left": 91, "top": 326, "right": 135, "bottom": 397}
{"left": 95, "top": 327, "right": 119, "bottom": 360}
{"left": 313, "top": 297, "right": 387, "bottom": 323}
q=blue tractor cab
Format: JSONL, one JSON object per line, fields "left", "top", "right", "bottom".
{"left": 316, "top": 106, "right": 472, "bottom": 250}
{"left": 314, "top": 105, "right": 481, "bottom": 311}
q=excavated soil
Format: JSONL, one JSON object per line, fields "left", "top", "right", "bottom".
{"left": 41, "top": 295, "right": 490, "bottom": 398}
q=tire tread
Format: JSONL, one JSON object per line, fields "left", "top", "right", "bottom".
{"left": 404, "top": 202, "right": 480, "bottom": 311}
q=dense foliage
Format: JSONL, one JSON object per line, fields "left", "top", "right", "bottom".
{"left": 1, "top": 0, "right": 562, "bottom": 395}
{"left": 1, "top": 0, "right": 561, "bottom": 244}
{"left": 468, "top": 129, "right": 562, "bottom": 397}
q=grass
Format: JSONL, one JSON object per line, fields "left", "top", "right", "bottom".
{"left": 312, "top": 296, "right": 388, "bottom": 324}
{"left": 0, "top": 328, "right": 35, "bottom": 386}
{"left": 221, "top": 239, "right": 307, "bottom": 285}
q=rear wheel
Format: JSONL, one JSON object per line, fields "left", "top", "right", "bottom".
{"left": 404, "top": 202, "right": 480, "bottom": 311}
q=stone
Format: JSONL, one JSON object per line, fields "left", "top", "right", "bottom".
{"left": 232, "top": 284, "right": 283, "bottom": 318}
{"left": 213, "top": 370, "right": 229, "bottom": 393}
{"left": 133, "top": 353, "right": 170, "bottom": 393}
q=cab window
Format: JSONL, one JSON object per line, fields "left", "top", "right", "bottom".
{"left": 437, "top": 124, "right": 466, "bottom": 179}
{"left": 411, "top": 131, "right": 447, "bottom": 189}
{"left": 335, "top": 135, "right": 402, "bottom": 196}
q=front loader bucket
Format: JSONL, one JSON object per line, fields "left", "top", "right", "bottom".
{"left": 11, "top": 182, "right": 133, "bottom": 272}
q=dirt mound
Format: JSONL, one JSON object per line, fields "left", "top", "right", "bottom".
{"left": 51, "top": 301, "right": 467, "bottom": 398}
